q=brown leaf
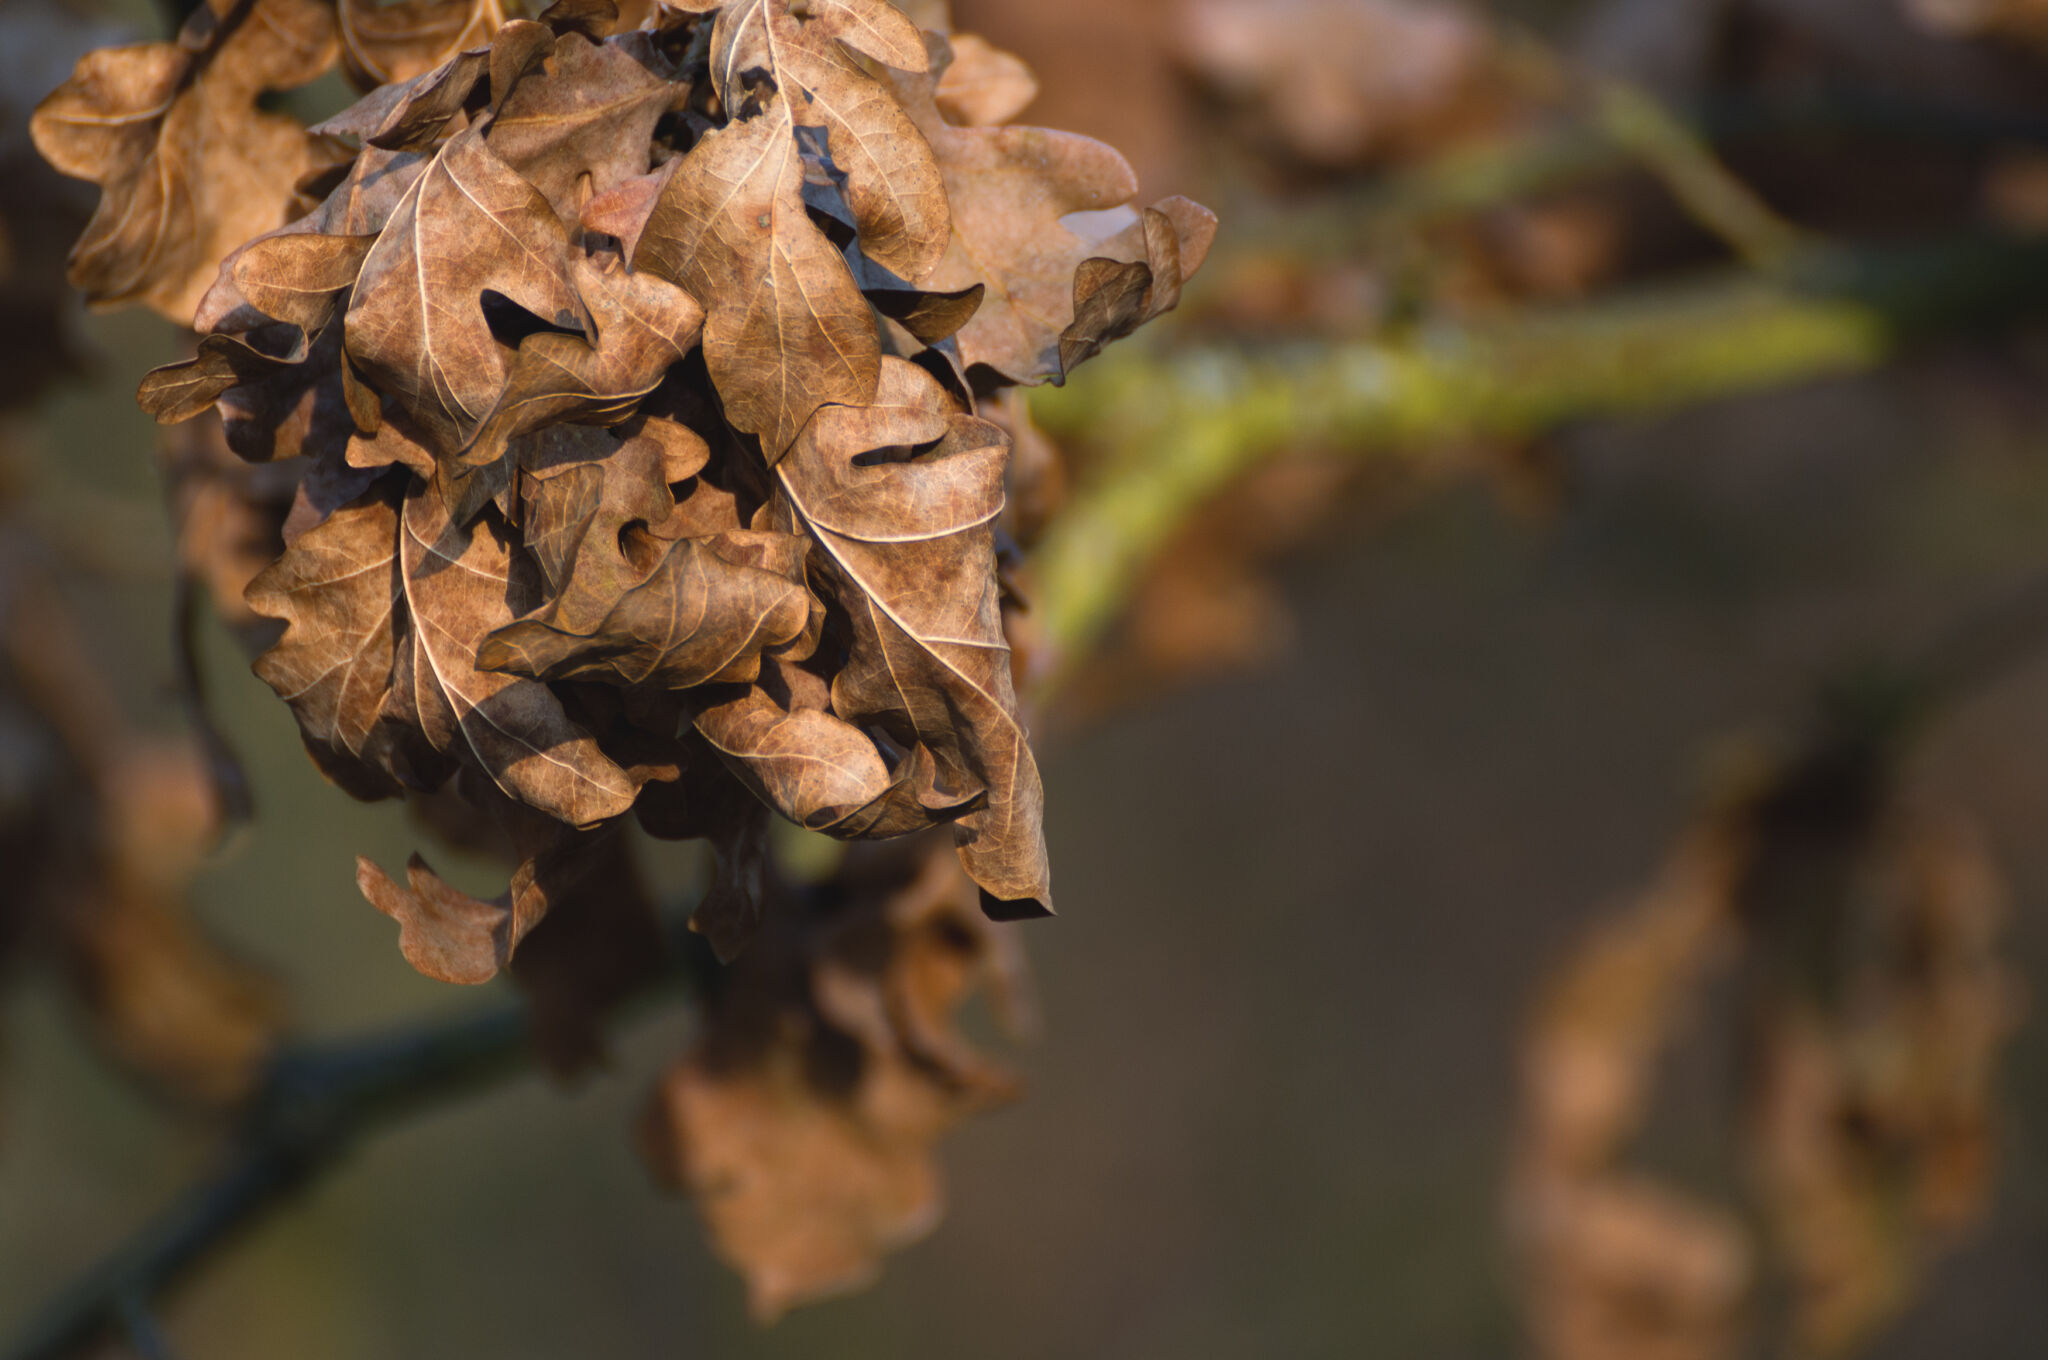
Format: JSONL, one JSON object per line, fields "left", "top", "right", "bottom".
{"left": 397, "top": 481, "right": 639, "bottom": 824}
{"left": 694, "top": 684, "right": 944, "bottom": 838}
{"left": 1058, "top": 199, "right": 1211, "bottom": 373}
{"left": 486, "top": 30, "right": 680, "bottom": 221}
{"left": 31, "top": 0, "right": 339, "bottom": 323}
{"left": 246, "top": 479, "right": 419, "bottom": 799}
{"left": 339, "top": 0, "right": 506, "bottom": 89}
{"left": 633, "top": 92, "right": 879, "bottom": 458}
{"left": 357, "top": 850, "right": 536, "bottom": 984}
{"left": 886, "top": 36, "right": 1215, "bottom": 384}
{"left": 642, "top": 834, "right": 1022, "bottom": 1319}
{"left": 479, "top": 478, "right": 813, "bottom": 689}
{"left": 460, "top": 252, "right": 705, "bottom": 482}
{"left": 345, "top": 125, "right": 584, "bottom": 459}
{"left": 709, "top": 0, "right": 949, "bottom": 283}
{"left": 773, "top": 357, "right": 1050, "bottom": 914}
{"left": 932, "top": 31, "right": 1036, "bottom": 126}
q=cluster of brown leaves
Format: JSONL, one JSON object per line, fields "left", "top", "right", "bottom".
{"left": 1511, "top": 745, "right": 2022, "bottom": 1360}
{"left": 32, "top": 0, "right": 1210, "bottom": 1309}
{"left": 33, "top": 0, "right": 1213, "bottom": 973}
{"left": 642, "top": 831, "right": 1028, "bottom": 1317}
{"left": 0, "top": 461, "right": 279, "bottom": 1111}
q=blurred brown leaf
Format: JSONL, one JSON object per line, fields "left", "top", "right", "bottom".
{"left": 642, "top": 834, "right": 1025, "bottom": 1319}
{"left": 31, "top": 0, "right": 339, "bottom": 323}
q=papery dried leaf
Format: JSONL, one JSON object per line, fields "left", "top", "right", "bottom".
{"left": 357, "top": 850, "right": 535, "bottom": 983}
{"left": 1058, "top": 201, "right": 1206, "bottom": 373}
{"left": 397, "top": 483, "right": 638, "bottom": 824}
{"left": 481, "top": 533, "right": 812, "bottom": 688}
{"left": 633, "top": 94, "right": 879, "bottom": 457}
{"left": 486, "top": 30, "right": 679, "bottom": 220}
{"left": 346, "top": 126, "right": 583, "bottom": 459}
{"left": 460, "top": 253, "right": 705, "bottom": 485}
{"left": 31, "top": 0, "right": 339, "bottom": 322}
{"left": 643, "top": 834, "right": 1021, "bottom": 1317}
{"left": 340, "top": 0, "right": 506, "bottom": 88}
{"left": 246, "top": 480, "right": 416, "bottom": 799}
{"left": 885, "top": 37, "right": 1215, "bottom": 385}
{"left": 773, "top": 357, "right": 1050, "bottom": 914}
{"left": 932, "top": 32, "right": 1036, "bottom": 127}
{"left": 694, "top": 684, "right": 941, "bottom": 837}
{"left": 709, "top": 0, "right": 948, "bottom": 283}
{"left": 537, "top": 0, "right": 623, "bottom": 40}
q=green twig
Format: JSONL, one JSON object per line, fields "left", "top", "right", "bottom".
{"left": 1029, "top": 234, "right": 2048, "bottom": 685}
{"left": 1590, "top": 81, "right": 1805, "bottom": 269}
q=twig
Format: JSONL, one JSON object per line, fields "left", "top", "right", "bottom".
{"left": 1028, "top": 233, "right": 2048, "bottom": 683}
{"left": 116, "top": 1296, "right": 178, "bottom": 1360}
{"left": 1589, "top": 81, "right": 1804, "bottom": 269}
{"left": 2, "top": 1004, "right": 537, "bottom": 1360}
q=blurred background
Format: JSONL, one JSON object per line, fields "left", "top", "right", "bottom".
{"left": 10, "top": 0, "right": 2048, "bottom": 1356}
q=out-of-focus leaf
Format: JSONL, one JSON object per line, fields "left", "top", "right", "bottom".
{"left": 31, "top": 0, "right": 339, "bottom": 323}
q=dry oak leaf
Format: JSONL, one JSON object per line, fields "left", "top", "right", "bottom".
{"left": 481, "top": 532, "right": 813, "bottom": 688}
{"left": 479, "top": 434, "right": 811, "bottom": 689}
{"left": 887, "top": 35, "right": 1216, "bottom": 385}
{"left": 357, "top": 850, "right": 539, "bottom": 984}
{"left": 706, "top": 0, "right": 949, "bottom": 283}
{"left": 932, "top": 31, "right": 1037, "bottom": 127}
{"left": 138, "top": 233, "right": 378, "bottom": 428}
{"left": 456, "top": 251, "right": 706, "bottom": 492}
{"left": 31, "top": 0, "right": 340, "bottom": 323}
{"left": 339, "top": 0, "right": 507, "bottom": 89}
{"left": 694, "top": 683, "right": 955, "bottom": 842}
{"left": 345, "top": 125, "right": 585, "bottom": 460}
{"left": 773, "top": 356, "right": 1050, "bottom": 915}
{"left": 518, "top": 424, "right": 686, "bottom": 604}
{"left": 396, "top": 482, "right": 639, "bottom": 824}
{"left": 245, "top": 478, "right": 417, "bottom": 800}
{"left": 642, "top": 836, "right": 1020, "bottom": 1318}
{"left": 354, "top": 815, "right": 652, "bottom": 1039}
{"left": 485, "top": 30, "right": 681, "bottom": 223}
{"left": 630, "top": 88, "right": 879, "bottom": 459}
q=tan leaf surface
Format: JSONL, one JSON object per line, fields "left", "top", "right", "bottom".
{"left": 487, "top": 30, "right": 680, "bottom": 220}
{"left": 339, "top": 0, "right": 507, "bottom": 88}
{"left": 642, "top": 835, "right": 1021, "bottom": 1319}
{"left": 932, "top": 32, "right": 1036, "bottom": 126}
{"left": 710, "top": 0, "right": 948, "bottom": 282}
{"left": 694, "top": 683, "right": 943, "bottom": 838}
{"left": 30, "top": 0, "right": 339, "bottom": 322}
{"left": 356, "top": 850, "right": 537, "bottom": 984}
{"left": 345, "top": 125, "right": 583, "bottom": 459}
{"left": 774, "top": 357, "right": 1050, "bottom": 913}
{"left": 885, "top": 35, "right": 1215, "bottom": 384}
{"left": 459, "top": 252, "right": 705, "bottom": 479}
{"left": 633, "top": 93, "right": 879, "bottom": 457}
{"left": 397, "top": 482, "right": 638, "bottom": 824}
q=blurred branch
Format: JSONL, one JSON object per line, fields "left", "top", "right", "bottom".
{"left": 2, "top": 1008, "right": 530, "bottom": 1360}
{"left": 1262, "top": 88, "right": 2048, "bottom": 260}
{"left": 1589, "top": 82, "right": 1804, "bottom": 269}
{"left": 1030, "top": 234, "right": 2048, "bottom": 686}
{"left": 0, "top": 978, "right": 694, "bottom": 1360}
